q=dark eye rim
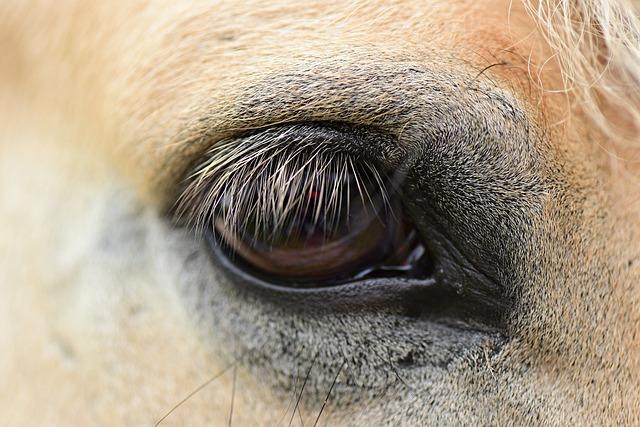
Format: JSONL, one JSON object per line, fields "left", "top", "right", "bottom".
{"left": 204, "top": 227, "right": 441, "bottom": 312}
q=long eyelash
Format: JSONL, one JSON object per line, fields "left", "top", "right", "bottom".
{"left": 173, "top": 125, "right": 390, "bottom": 240}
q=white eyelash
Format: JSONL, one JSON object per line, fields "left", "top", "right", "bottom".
{"left": 173, "top": 125, "right": 390, "bottom": 241}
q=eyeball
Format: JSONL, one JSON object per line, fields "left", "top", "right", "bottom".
{"left": 213, "top": 165, "right": 426, "bottom": 287}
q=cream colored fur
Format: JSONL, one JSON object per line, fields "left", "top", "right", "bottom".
{"left": 1, "top": 0, "right": 639, "bottom": 425}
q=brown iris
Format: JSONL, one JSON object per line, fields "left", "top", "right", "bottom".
{"left": 213, "top": 167, "right": 424, "bottom": 286}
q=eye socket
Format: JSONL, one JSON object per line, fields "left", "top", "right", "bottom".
{"left": 213, "top": 166, "right": 427, "bottom": 286}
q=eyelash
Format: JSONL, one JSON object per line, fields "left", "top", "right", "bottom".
{"left": 174, "top": 124, "right": 391, "bottom": 240}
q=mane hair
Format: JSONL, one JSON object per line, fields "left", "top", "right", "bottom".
{"left": 522, "top": 0, "right": 640, "bottom": 143}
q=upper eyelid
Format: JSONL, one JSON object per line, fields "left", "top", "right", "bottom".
{"left": 158, "top": 62, "right": 528, "bottom": 206}
{"left": 168, "top": 64, "right": 529, "bottom": 219}
{"left": 169, "top": 61, "right": 523, "bottom": 153}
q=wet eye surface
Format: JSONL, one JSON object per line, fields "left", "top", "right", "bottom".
{"left": 213, "top": 166, "right": 429, "bottom": 287}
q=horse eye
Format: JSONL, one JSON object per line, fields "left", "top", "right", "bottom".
{"left": 212, "top": 165, "right": 429, "bottom": 287}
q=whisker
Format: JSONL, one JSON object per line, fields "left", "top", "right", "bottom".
{"left": 228, "top": 364, "right": 238, "bottom": 427}
{"left": 373, "top": 351, "right": 416, "bottom": 393}
{"left": 279, "top": 348, "right": 304, "bottom": 426}
{"left": 313, "top": 360, "right": 346, "bottom": 427}
{"left": 297, "top": 405, "right": 305, "bottom": 427}
{"left": 282, "top": 369, "right": 300, "bottom": 424}
{"left": 288, "top": 352, "right": 319, "bottom": 427}
{"left": 324, "top": 353, "right": 407, "bottom": 425}
{"left": 153, "top": 350, "right": 248, "bottom": 427}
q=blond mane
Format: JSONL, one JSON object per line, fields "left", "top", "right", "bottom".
{"left": 522, "top": 0, "right": 640, "bottom": 143}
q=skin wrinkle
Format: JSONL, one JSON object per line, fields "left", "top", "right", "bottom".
{"left": 1, "top": 0, "right": 640, "bottom": 425}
